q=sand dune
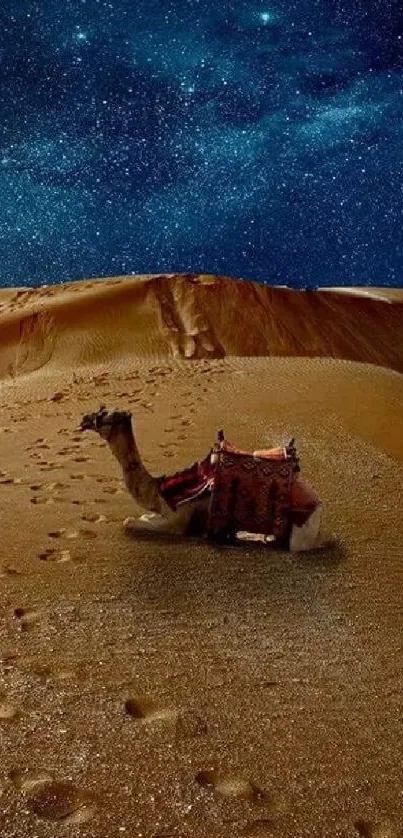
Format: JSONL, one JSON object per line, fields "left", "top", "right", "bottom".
{"left": 0, "top": 274, "right": 403, "bottom": 837}
{"left": 0, "top": 274, "right": 402, "bottom": 379}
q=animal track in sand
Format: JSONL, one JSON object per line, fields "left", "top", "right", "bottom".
{"left": 0, "top": 564, "right": 21, "bottom": 577}
{"left": 38, "top": 548, "right": 72, "bottom": 563}
{"left": 9, "top": 768, "right": 53, "bottom": 792}
{"left": 195, "top": 770, "right": 271, "bottom": 804}
{"left": 81, "top": 512, "right": 106, "bottom": 523}
{"left": 0, "top": 476, "right": 22, "bottom": 485}
{"left": 354, "top": 819, "right": 398, "bottom": 838}
{"left": 48, "top": 529, "right": 84, "bottom": 540}
{"left": 31, "top": 495, "right": 54, "bottom": 505}
{"left": 14, "top": 607, "right": 42, "bottom": 631}
{"left": 70, "top": 473, "right": 86, "bottom": 479}
{"left": 18, "top": 777, "right": 96, "bottom": 823}
{"left": 125, "top": 696, "right": 177, "bottom": 723}
{"left": 79, "top": 528, "right": 98, "bottom": 539}
{"left": 48, "top": 527, "right": 96, "bottom": 540}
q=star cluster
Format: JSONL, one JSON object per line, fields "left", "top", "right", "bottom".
{"left": 0, "top": 0, "right": 402, "bottom": 287}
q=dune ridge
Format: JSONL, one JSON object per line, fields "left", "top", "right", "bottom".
{"left": 0, "top": 274, "right": 402, "bottom": 379}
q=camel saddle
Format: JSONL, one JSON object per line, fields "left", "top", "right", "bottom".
{"left": 157, "top": 431, "right": 320, "bottom": 543}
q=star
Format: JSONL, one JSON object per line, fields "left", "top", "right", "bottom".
{"left": 73, "top": 27, "right": 89, "bottom": 43}
{"left": 259, "top": 11, "right": 278, "bottom": 26}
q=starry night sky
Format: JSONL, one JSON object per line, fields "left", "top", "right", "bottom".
{"left": 1, "top": 0, "right": 403, "bottom": 288}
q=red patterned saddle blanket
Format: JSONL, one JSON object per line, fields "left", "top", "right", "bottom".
{"left": 208, "top": 448, "right": 295, "bottom": 541}
{"left": 157, "top": 453, "right": 215, "bottom": 511}
{"left": 156, "top": 434, "right": 320, "bottom": 541}
{"left": 156, "top": 436, "right": 298, "bottom": 517}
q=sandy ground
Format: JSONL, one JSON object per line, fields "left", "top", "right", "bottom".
{"left": 0, "top": 275, "right": 403, "bottom": 838}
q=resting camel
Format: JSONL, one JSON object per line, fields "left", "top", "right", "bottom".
{"left": 79, "top": 407, "right": 327, "bottom": 551}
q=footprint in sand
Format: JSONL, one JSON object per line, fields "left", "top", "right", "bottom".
{"left": 102, "top": 487, "right": 123, "bottom": 495}
{"left": 48, "top": 529, "right": 70, "bottom": 539}
{"left": 10, "top": 772, "right": 96, "bottom": 824}
{"left": 38, "top": 548, "right": 72, "bottom": 563}
{"left": 31, "top": 496, "right": 54, "bottom": 505}
{"left": 9, "top": 768, "right": 53, "bottom": 792}
{"left": 14, "top": 607, "right": 42, "bottom": 631}
{"left": 0, "top": 564, "right": 21, "bottom": 578}
{"left": 195, "top": 770, "right": 273, "bottom": 806}
{"left": 125, "top": 696, "right": 177, "bottom": 723}
{"left": 79, "top": 528, "right": 98, "bottom": 539}
{"left": 354, "top": 820, "right": 398, "bottom": 838}
{"left": 48, "top": 528, "right": 96, "bottom": 540}
{"left": 81, "top": 512, "right": 106, "bottom": 523}
{"left": 124, "top": 698, "right": 207, "bottom": 738}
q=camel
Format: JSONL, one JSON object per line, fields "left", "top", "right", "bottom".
{"left": 79, "top": 407, "right": 327, "bottom": 551}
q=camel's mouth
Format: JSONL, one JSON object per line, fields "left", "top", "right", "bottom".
{"left": 80, "top": 413, "right": 97, "bottom": 431}
{"left": 79, "top": 405, "right": 107, "bottom": 432}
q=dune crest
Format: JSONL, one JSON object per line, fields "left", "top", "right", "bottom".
{"left": 0, "top": 274, "right": 402, "bottom": 379}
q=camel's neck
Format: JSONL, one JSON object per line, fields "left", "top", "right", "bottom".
{"left": 108, "top": 422, "right": 143, "bottom": 470}
{"left": 108, "top": 422, "right": 163, "bottom": 513}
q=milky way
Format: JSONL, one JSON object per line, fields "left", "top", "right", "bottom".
{"left": 0, "top": 0, "right": 402, "bottom": 288}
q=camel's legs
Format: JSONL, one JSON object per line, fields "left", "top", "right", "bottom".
{"left": 123, "top": 497, "right": 209, "bottom": 537}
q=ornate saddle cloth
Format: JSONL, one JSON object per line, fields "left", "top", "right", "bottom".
{"left": 156, "top": 434, "right": 317, "bottom": 540}
{"left": 157, "top": 453, "right": 215, "bottom": 511}
{"left": 207, "top": 449, "right": 295, "bottom": 541}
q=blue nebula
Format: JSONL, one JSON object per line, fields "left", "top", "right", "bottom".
{"left": 0, "top": 0, "right": 402, "bottom": 288}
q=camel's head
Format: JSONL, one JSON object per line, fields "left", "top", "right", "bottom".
{"left": 80, "top": 406, "right": 133, "bottom": 440}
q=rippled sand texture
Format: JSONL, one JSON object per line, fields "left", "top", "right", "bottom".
{"left": 0, "top": 274, "right": 403, "bottom": 838}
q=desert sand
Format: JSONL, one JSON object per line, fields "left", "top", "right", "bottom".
{"left": 0, "top": 273, "right": 403, "bottom": 838}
